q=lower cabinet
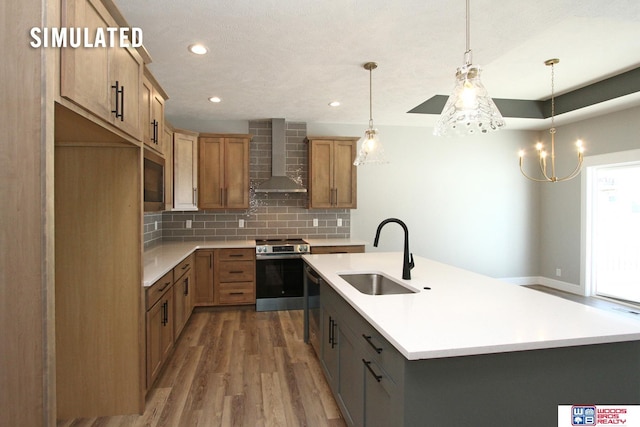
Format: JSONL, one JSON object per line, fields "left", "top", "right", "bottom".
{"left": 194, "top": 247, "right": 256, "bottom": 306}
{"left": 145, "top": 271, "right": 175, "bottom": 389}
{"left": 319, "top": 281, "right": 403, "bottom": 427}
{"left": 173, "top": 254, "right": 194, "bottom": 338}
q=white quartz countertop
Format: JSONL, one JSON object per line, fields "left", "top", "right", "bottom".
{"left": 143, "top": 238, "right": 367, "bottom": 286}
{"left": 302, "top": 252, "right": 640, "bottom": 360}
{"left": 143, "top": 240, "right": 255, "bottom": 286}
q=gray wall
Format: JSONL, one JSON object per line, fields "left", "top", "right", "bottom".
{"left": 538, "top": 105, "right": 640, "bottom": 287}
{"left": 308, "top": 123, "right": 540, "bottom": 279}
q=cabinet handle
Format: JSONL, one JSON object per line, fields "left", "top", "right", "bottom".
{"left": 165, "top": 301, "right": 169, "bottom": 324}
{"left": 120, "top": 84, "right": 125, "bottom": 121}
{"left": 161, "top": 301, "right": 167, "bottom": 326}
{"left": 362, "top": 359, "right": 382, "bottom": 382}
{"left": 228, "top": 254, "right": 243, "bottom": 258}
{"left": 184, "top": 277, "right": 189, "bottom": 296}
{"left": 330, "top": 317, "right": 337, "bottom": 349}
{"left": 328, "top": 317, "right": 333, "bottom": 345}
{"left": 209, "top": 253, "right": 213, "bottom": 269}
{"left": 111, "top": 80, "right": 123, "bottom": 120}
{"left": 229, "top": 292, "right": 244, "bottom": 295}
{"left": 182, "top": 263, "right": 190, "bottom": 270}
{"left": 151, "top": 119, "right": 157, "bottom": 144}
{"left": 229, "top": 270, "right": 244, "bottom": 274}
{"left": 158, "top": 281, "right": 171, "bottom": 292}
{"left": 193, "top": 187, "right": 198, "bottom": 206}
{"left": 362, "top": 334, "right": 383, "bottom": 354}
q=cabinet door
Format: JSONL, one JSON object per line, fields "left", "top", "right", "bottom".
{"left": 60, "top": 0, "right": 112, "bottom": 120}
{"left": 225, "top": 137, "right": 250, "bottom": 209}
{"left": 109, "top": 42, "right": 142, "bottom": 139}
{"left": 194, "top": 250, "right": 215, "bottom": 305}
{"left": 173, "top": 275, "right": 186, "bottom": 338}
{"left": 333, "top": 140, "right": 357, "bottom": 208}
{"left": 338, "top": 325, "right": 364, "bottom": 427}
{"left": 320, "top": 305, "right": 339, "bottom": 392}
{"left": 163, "top": 125, "right": 174, "bottom": 211}
{"left": 198, "top": 137, "right": 224, "bottom": 209}
{"left": 309, "top": 139, "right": 334, "bottom": 208}
{"left": 146, "top": 292, "right": 173, "bottom": 389}
{"left": 363, "top": 358, "right": 393, "bottom": 427}
{"left": 173, "top": 132, "right": 198, "bottom": 210}
{"left": 150, "top": 90, "right": 165, "bottom": 153}
{"left": 141, "top": 78, "right": 153, "bottom": 149}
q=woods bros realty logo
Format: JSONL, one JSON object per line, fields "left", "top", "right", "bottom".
{"left": 29, "top": 27, "right": 143, "bottom": 48}
{"left": 558, "top": 405, "right": 640, "bottom": 425}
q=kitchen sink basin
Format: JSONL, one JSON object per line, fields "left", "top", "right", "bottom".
{"left": 338, "top": 272, "right": 417, "bottom": 295}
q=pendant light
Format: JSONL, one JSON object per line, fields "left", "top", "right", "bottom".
{"left": 519, "top": 59, "right": 584, "bottom": 182}
{"left": 354, "top": 62, "right": 388, "bottom": 165}
{"left": 434, "top": 0, "right": 505, "bottom": 136}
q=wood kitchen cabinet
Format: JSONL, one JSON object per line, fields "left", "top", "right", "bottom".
{"left": 198, "top": 134, "right": 251, "bottom": 210}
{"left": 194, "top": 248, "right": 255, "bottom": 306}
{"left": 60, "top": 0, "right": 142, "bottom": 141}
{"left": 141, "top": 70, "right": 167, "bottom": 154}
{"left": 308, "top": 137, "right": 359, "bottom": 209}
{"left": 217, "top": 248, "right": 255, "bottom": 305}
{"left": 163, "top": 123, "right": 174, "bottom": 211}
{"left": 194, "top": 249, "right": 215, "bottom": 305}
{"left": 173, "top": 254, "right": 194, "bottom": 338}
{"left": 145, "top": 271, "right": 175, "bottom": 390}
{"left": 173, "top": 129, "right": 199, "bottom": 211}
{"left": 311, "top": 245, "right": 365, "bottom": 254}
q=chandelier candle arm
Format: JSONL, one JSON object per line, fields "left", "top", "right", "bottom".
{"left": 518, "top": 58, "right": 585, "bottom": 183}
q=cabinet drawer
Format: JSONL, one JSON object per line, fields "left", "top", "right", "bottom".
{"left": 311, "top": 245, "right": 365, "bottom": 254}
{"left": 219, "top": 260, "right": 255, "bottom": 282}
{"left": 219, "top": 248, "right": 254, "bottom": 261}
{"left": 173, "top": 254, "right": 194, "bottom": 278}
{"left": 218, "top": 282, "right": 255, "bottom": 304}
{"left": 146, "top": 270, "right": 174, "bottom": 310}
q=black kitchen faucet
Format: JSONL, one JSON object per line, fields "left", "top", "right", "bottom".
{"left": 373, "top": 218, "right": 415, "bottom": 280}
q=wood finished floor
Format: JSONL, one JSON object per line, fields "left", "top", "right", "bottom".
{"left": 57, "top": 308, "right": 346, "bottom": 427}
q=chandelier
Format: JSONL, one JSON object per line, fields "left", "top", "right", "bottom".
{"left": 433, "top": 0, "right": 505, "bottom": 136}
{"left": 354, "top": 62, "right": 388, "bottom": 165}
{"left": 519, "top": 59, "right": 585, "bottom": 182}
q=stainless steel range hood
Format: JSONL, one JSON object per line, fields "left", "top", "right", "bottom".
{"left": 254, "top": 118, "right": 307, "bottom": 193}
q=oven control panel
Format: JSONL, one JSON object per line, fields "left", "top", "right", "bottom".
{"left": 255, "top": 243, "right": 309, "bottom": 255}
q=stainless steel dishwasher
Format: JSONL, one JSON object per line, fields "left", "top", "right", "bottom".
{"left": 303, "top": 262, "right": 321, "bottom": 356}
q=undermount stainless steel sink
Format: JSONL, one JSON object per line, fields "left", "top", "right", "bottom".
{"left": 338, "top": 272, "right": 417, "bottom": 295}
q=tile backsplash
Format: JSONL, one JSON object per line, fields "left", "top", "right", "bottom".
{"left": 144, "top": 120, "right": 351, "bottom": 248}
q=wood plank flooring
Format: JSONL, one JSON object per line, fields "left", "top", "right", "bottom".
{"left": 57, "top": 308, "right": 346, "bottom": 427}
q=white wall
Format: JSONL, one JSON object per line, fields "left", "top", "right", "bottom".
{"left": 308, "top": 122, "right": 540, "bottom": 279}
{"left": 538, "top": 105, "right": 640, "bottom": 288}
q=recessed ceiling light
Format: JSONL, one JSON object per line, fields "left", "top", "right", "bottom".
{"left": 329, "top": 101, "right": 341, "bottom": 107}
{"left": 208, "top": 96, "right": 222, "bottom": 103}
{"left": 188, "top": 44, "right": 208, "bottom": 55}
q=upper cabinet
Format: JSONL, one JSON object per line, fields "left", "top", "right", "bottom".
{"left": 60, "top": 0, "right": 142, "bottom": 141}
{"left": 198, "top": 134, "right": 251, "bottom": 210}
{"left": 141, "top": 70, "right": 167, "bottom": 155}
{"left": 173, "top": 130, "right": 199, "bottom": 211}
{"left": 163, "top": 123, "right": 174, "bottom": 211}
{"left": 307, "top": 137, "right": 359, "bottom": 209}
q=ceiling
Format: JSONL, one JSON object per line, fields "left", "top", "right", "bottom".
{"left": 114, "top": 0, "right": 640, "bottom": 131}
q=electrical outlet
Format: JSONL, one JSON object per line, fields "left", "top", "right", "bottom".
{"left": 313, "top": 218, "right": 318, "bottom": 227}
{"left": 154, "top": 221, "right": 158, "bottom": 231}
{"left": 186, "top": 219, "right": 192, "bottom": 229}
{"left": 556, "top": 268, "right": 562, "bottom": 277}
{"left": 239, "top": 219, "right": 245, "bottom": 228}
{"left": 337, "top": 218, "right": 343, "bottom": 227}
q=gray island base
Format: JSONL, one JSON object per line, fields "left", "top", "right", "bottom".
{"left": 303, "top": 252, "right": 640, "bottom": 427}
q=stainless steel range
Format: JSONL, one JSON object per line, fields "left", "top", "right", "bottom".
{"left": 255, "top": 238, "right": 310, "bottom": 311}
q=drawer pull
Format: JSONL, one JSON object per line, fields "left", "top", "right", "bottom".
{"left": 229, "top": 270, "right": 244, "bottom": 274}
{"left": 362, "top": 334, "right": 383, "bottom": 354}
{"left": 362, "top": 359, "right": 382, "bottom": 382}
{"left": 228, "top": 254, "right": 244, "bottom": 258}
{"left": 181, "top": 263, "right": 190, "bottom": 270}
{"left": 158, "top": 281, "right": 171, "bottom": 292}
{"left": 229, "top": 292, "right": 244, "bottom": 295}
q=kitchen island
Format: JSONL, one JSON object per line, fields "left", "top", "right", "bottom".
{"left": 303, "top": 252, "right": 640, "bottom": 427}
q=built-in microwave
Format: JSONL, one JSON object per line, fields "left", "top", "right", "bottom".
{"left": 143, "top": 149, "right": 165, "bottom": 212}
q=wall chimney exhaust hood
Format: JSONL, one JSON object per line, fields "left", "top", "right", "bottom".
{"left": 254, "top": 119, "right": 307, "bottom": 193}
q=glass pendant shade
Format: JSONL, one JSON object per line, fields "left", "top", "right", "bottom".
{"left": 434, "top": 64, "right": 505, "bottom": 136}
{"left": 354, "top": 127, "right": 387, "bottom": 165}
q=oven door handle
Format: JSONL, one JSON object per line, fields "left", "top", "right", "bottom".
{"left": 256, "top": 254, "right": 305, "bottom": 261}
{"left": 304, "top": 266, "right": 322, "bottom": 285}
